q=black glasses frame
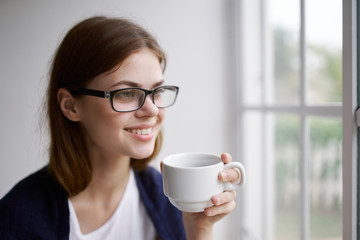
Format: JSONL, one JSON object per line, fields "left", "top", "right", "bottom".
{"left": 70, "top": 85, "right": 179, "bottom": 112}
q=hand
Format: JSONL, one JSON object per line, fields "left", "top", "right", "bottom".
{"left": 182, "top": 153, "right": 241, "bottom": 240}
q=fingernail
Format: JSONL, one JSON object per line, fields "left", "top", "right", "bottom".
{"left": 213, "top": 196, "right": 220, "bottom": 204}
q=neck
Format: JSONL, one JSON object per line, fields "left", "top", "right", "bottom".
{"left": 69, "top": 154, "right": 132, "bottom": 234}
{"left": 72, "top": 153, "right": 132, "bottom": 205}
{"left": 91, "top": 154, "right": 131, "bottom": 196}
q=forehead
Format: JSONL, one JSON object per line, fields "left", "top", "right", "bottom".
{"left": 89, "top": 49, "right": 163, "bottom": 89}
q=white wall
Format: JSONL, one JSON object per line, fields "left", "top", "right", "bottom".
{"left": 0, "top": 0, "right": 235, "bottom": 238}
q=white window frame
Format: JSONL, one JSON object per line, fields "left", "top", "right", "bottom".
{"left": 230, "top": 0, "right": 358, "bottom": 239}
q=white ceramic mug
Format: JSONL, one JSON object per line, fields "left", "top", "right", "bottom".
{"left": 161, "top": 152, "right": 246, "bottom": 212}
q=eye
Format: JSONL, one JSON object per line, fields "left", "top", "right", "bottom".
{"left": 113, "top": 89, "right": 141, "bottom": 103}
{"left": 154, "top": 88, "right": 165, "bottom": 98}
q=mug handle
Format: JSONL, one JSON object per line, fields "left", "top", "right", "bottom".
{"left": 223, "top": 162, "right": 246, "bottom": 191}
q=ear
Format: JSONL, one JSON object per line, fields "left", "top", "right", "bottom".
{"left": 57, "top": 88, "right": 81, "bottom": 122}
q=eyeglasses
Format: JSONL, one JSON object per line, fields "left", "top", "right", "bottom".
{"left": 70, "top": 85, "right": 179, "bottom": 112}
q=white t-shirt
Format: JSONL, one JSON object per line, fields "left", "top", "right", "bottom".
{"left": 68, "top": 169, "right": 156, "bottom": 240}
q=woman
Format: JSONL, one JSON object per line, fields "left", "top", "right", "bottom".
{"left": 0, "top": 16, "right": 240, "bottom": 240}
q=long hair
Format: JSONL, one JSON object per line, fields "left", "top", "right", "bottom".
{"left": 46, "top": 16, "right": 166, "bottom": 196}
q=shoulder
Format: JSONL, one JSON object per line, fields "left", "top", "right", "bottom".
{"left": 0, "top": 166, "right": 69, "bottom": 238}
{"left": 0, "top": 166, "right": 67, "bottom": 210}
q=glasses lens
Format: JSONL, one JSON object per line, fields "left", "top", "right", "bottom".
{"left": 154, "top": 86, "right": 178, "bottom": 108}
{"left": 112, "top": 89, "right": 144, "bottom": 112}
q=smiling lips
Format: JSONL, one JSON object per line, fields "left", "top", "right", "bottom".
{"left": 126, "top": 128, "right": 153, "bottom": 135}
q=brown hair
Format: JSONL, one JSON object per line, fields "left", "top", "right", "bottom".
{"left": 46, "top": 16, "right": 166, "bottom": 196}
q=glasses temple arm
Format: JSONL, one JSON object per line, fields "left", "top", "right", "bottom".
{"left": 70, "top": 88, "right": 108, "bottom": 99}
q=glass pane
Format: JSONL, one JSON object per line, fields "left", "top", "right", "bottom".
{"left": 306, "top": 0, "right": 342, "bottom": 104}
{"left": 243, "top": 2, "right": 263, "bottom": 106}
{"left": 269, "top": 0, "right": 300, "bottom": 105}
{"left": 309, "top": 117, "right": 342, "bottom": 239}
{"left": 273, "top": 114, "right": 300, "bottom": 240}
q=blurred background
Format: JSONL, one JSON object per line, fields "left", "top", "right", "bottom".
{"left": 0, "top": 0, "right": 344, "bottom": 239}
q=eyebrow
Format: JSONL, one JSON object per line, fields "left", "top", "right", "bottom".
{"left": 110, "top": 80, "right": 165, "bottom": 89}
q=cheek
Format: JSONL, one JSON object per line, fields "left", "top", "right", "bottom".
{"left": 81, "top": 112, "right": 132, "bottom": 153}
{"left": 79, "top": 99, "right": 127, "bottom": 139}
{"left": 158, "top": 109, "right": 166, "bottom": 124}
{"left": 81, "top": 113, "right": 115, "bottom": 140}
{"left": 153, "top": 109, "right": 165, "bottom": 136}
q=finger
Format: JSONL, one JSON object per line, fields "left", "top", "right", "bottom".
{"left": 204, "top": 200, "right": 236, "bottom": 217}
{"left": 221, "top": 153, "right": 232, "bottom": 164}
{"left": 219, "top": 168, "right": 241, "bottom": 183}
{"left": 211, "top": 191, "right": 236, "bottom": 206}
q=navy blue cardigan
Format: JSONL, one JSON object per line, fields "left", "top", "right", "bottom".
{"left": 0, "top": 166, "right": 185, "bottom": 240}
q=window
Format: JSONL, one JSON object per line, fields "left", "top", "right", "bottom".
{"left": 231, "top": 0, "right": 357, "bottom": 239}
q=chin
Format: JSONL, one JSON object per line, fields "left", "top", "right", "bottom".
{"left": 131, "top": 152, "right": 153, "bottom": 160}
{"left": 130, "top": 145, "right": 156, "bottom": 160}
{"left": 128, "top": 132, "right": 160, "bottom": 160}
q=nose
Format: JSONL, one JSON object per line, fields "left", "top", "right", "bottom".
{"left": 135, "top": 95, "right": 159, "bottom": 117}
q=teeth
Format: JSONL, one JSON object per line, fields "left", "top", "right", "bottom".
{"left": 130, "top": 128, "right": 152, "bottom": 135}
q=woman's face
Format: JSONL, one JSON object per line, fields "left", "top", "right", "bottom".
{"left": 77, "top": 48, "right": 165, "bottom": 161}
